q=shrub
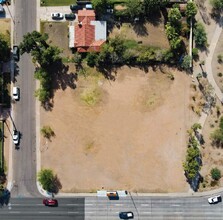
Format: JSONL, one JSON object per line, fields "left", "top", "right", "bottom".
{"left": 194, "top": 23, "right": 207, "bottom": 48}
{"left": 192, "top": 48, "right": 199, "bottom": 59}
{"left": 38, "top": 169, "right": 55, "bottom": 192}
{"left": 41, "top": 126, "right": 55, "bottom": 139}
{"left": 218, "top": 72, "right": 223, "bottom": 77}
{"left": 217, "top": 54, "right": 223, "bottom": 63}
{"left": 186, "top": 1, "right": 197, "bottom": 19}
{"left": 211, "top": 167, "right": 221, "bottom": 181}
{"left": 181, "top": 55, "right": 192, "bottom": 71}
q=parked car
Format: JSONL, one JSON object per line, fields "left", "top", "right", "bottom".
{"left": 119, "top": 211, "right": 134, "bottom": 219}
{"left": 13, "top": 46, "right": 20, "bottom": 61}
{"left": 208, "top": 195, "right": 222, "bottom": 204}
{"left": 43, "top": 198, "right": 58, "bottom": 207}
{"left": 13, "top": 130, "right": 20, "bottom": 145}
{"left": 65, "top": 13, "right": 76, "bottom": 20}
{"left": 70, "top": 4, "right": 82, "bottom": 11}
{"left": 12, "top": 86, "right": 20, "bottom": 101}
{"left": 51, "top": 13, "right": 63, "bottom": 19}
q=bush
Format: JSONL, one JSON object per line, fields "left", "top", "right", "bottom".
{"left": 181, "top": 55, "right": 192, "bottom": 71}
{"left": 217, "top": 54, "right": 223, "bottom": 63}
{"left": 217, "top": 72, "right": 223, "bottom": 77}
{"left": 192, "top": 48, "right": 199, "bottom": 59}
{"left": 41, "top": 126, "right": 55, "bottom": 139}
{"left": 211, "top": 167, "right": 221, "bottom": 181}
{"left": 38, "top": 169, "right": 55, "bottom": 192}
{"left": 194, "top": 23, "right": 207, "bottom": 48}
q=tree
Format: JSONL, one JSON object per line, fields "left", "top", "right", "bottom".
{"left": 0, "top": 33, "right": 10, "bottom": 61}
{"left": 210, "top": 129, "right": 223, "bottom": 145}
{"left": 38, "top": 169, "right": 55, "bottom": 192}
{"left": 91, "top": 0, "right": 107, "bottom": 15}
{"left": 19, "top": 31, "right": 49, "bottom": 54}
{"left": 165, "top": 23, "right": 179, "bottom": 40}
{"left": 169, "top": 37, "right": 182, "bottom": 51}
{"left": 41, "top": 126, "right": 55, "bottom": 139}
{"left": 86, "top": 52, "right": 98, "bottom": 67}
{"left": 144, "top": 0, "right": 169, "bottom": 14}
{"left": 168, "top": 7, "right": 182, "bottom": 27}
{"left": 185, "top": 2, "right": 197, "bottom": 19}
{"left": 191, "top": 123, "right": 202, "bottom": 132}
{"left": 194, "top": 22, "right": 207, "bottom": 48}
{"left": 210, "top": 0, "right": 223, "bottom": 10}
{"left": 126, "top": 0, "right": 144, "bottom": 19}
{"left": 181, "top": 55, "right": 192, "bottom": 71}
{"left": 211, "top": 167, "right": 221, "bottom": 181}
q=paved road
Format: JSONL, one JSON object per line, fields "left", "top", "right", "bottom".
{"left": 0, "top": 197, "right": 85, "bottom": 220}
{"left": 0, "top": 196, "right": 222, "bottom": 220}
{"left": 11, "top": 0, "right": 38, "bottom": 197}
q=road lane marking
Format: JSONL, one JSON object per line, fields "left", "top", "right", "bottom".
{"left": 67, "top": 204, "right": 80, "bottom": 206}
{"left": 9, "top": 211, "right": 20, "bottom": 214}
{"left": 141, "top": 204, "right": 149, "bottom": 206}
{"left": 68, "top": 211, "right": 79, "bottom": 214}
{"left": 85, "top": 211, "right": 94, "bottom": 214}
{"left": 171, "top": 204, "right": 180, "bottom": 207}
{"left": 85, "top": 204, "right": 93, "bottom": 206}
{"left": 39, "top": 211, "right": 50, "bottom": 214}
{"left": 115, "top": 204, "right": 123, "bottom": 206}
{"left": 141, "top": 212, "right": 151, "bottom": 214}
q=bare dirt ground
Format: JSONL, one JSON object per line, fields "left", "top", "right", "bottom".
{"left": 110, "top": 20, "right": 169, "bottom": 49}
{"left": 0, "top": 19, "right": 11, "bottom": 35}
{"left": 41, "top": 66, "right": 196, "bottom": 193}
{"left": 212, "top": 31, "right": 223, "bottom": 91}
{"left": 200, "top": 98, "right": 223, "bottom": 191}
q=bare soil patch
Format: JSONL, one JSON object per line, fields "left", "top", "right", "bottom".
{"left": 41, "top": 66, "right": 196, "bottom": 193}
{"left": 200, "top": 99, "right": 223, "bottom": 191}
{"left": 110, "top": 20, "right": 169, "bottom": 49}
{"left": 0, "top": 19, "right": 11, "bottom": 35}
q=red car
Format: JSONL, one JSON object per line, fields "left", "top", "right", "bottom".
{"left": 43, "top": 198, "right": 58, "bottom": 207}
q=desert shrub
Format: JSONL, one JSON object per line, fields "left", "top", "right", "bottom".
{"left": 218, "top": 54, "right": 223, "bottom": 63}
{"left": 218, "top": 72, "right": 223, "bottom": 77}
{"left": 194, "top": 22, "right": 207, "bottom": 48}
{"left": 41, "top": 126, "right": 55, "bottom": 139}
{"left": 211, "top": 167, "right": 221, "bottom": 181}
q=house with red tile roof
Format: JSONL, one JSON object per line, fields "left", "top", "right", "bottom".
{"left": 69, "top": 9, "right": 107, "bottom": 52}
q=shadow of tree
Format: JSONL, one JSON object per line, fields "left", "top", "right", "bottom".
{"left": 51, "top": 175, "right": 62, "bottom": 194}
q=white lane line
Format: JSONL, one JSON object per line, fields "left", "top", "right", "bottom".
{"left": 68, "top": 211, "right": 79, "bottom": 214}
{"left": 67, "top": 204, "right": 80, "bottom": 206}
{"left": 115, "top": 204, "right": 123, "bottom": 206}
{"left": 9, "top": 211, "right": 21, "bottom": 214}
{"left": 85, "top": 211, "right": 94, "bottom": 214}
{"left": 85, "top": 204, "right": 93, "bottom": 206}
{"left": 141, "top": 212, "right": 151, "bottom": 214}
{"left": 174, "top": 212, "right": 183, "bottom": 214}
{"left": 39, "top": 211, "right": 50, "bottom": 214}
{"left": 171, "top": 204, "right": 180, "bottom": 207}
{"left": 141, "top": 204, "right": 149, "bottom": 206}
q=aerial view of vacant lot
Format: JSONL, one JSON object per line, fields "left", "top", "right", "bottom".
{"left": 40, "top": 65, "right": 196, "bottom": 193}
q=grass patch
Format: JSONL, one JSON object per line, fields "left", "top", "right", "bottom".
{"left": 80, "top": 87, "right": 101, "bottom": 106}
{"left": 123, "top": 39, "right": 138, "bottom": 49}
{"left": 40, "top": 0, "right": 76, "bottom": 6}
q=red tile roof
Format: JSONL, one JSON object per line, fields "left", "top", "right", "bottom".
{"left": 74, "top": 9, "right": 105, "bottom": 52}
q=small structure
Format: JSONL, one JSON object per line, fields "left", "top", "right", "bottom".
{"left": 69, "top": 9, "right": 107, "bottom": 52}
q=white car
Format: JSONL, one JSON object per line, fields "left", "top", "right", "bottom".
{"left": 13, "top": 130, "right": 20, "bottom": 145}
{"left": 12, "top": 86, "right": 20, "bottom": 101}
{"left": 208, "top": 195, "right": 221, "bottom": 204}
{"left": 51, "top": 13, "right": 63, "bottom": 19}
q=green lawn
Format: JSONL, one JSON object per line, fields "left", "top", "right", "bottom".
{"left": 40, "top": 0, "right": 76, "bottom": 6}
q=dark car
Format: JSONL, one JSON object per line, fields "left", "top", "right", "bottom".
{"left": 43, "top": 198, "right": 58, "bottom": 207}
{"left": 65, "top": 13, "right": 76, "bottom": 20}
{"left": 13, "top": 46, "right": 20, "bottom": 61}
{"left": 119, "top": 211, "right": 134, "bottom": 219}
{"left": 70, "top": 4, "right": 82, "bottom": 11}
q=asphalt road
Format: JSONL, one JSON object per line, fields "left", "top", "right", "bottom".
{"left": 11, "top": 0, "right": 38, "bottom": 197}
{"left": 0, "top": 196, "right": 222, "bottom": 220}
{"left": 0, "top": 198, "right": 85, "bottom": 220}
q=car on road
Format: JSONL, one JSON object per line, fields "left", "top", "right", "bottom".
{"left": 51, "top": 13, "right": 63, "bottom": 19}
{"left": 43, "top": 198, "right": 58, "bottom": 207}
{"left": 65, "top": 13, "right": 76, "bottom": 20}
{"left": 13, "top": 130, "right": 20, "bottom": 145}
{"left": 70, "top": 4, "right": 82, "bottom": 11}
{"left": 119, "top": 211, "right": 134, "bottom": 219}
{"left": 12, "top": 86, "right": 20, "bottom": 101}
{"left": 208, "top": 195, "right": 221, "bottom": 204}
{"left": 13, "top": 45, "right": 20, "bottom": 61}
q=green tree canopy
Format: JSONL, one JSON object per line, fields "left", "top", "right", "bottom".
{"left": 194, "top": 22, "right": 207, "bottom": 48}
{"left": 91, "top": 0, "right": 107, "bottom": 15}
{"left": 211, "top": 167, "right": 221, "bottom": 181}
{"left": 0, "top": 33, "right": 10, "bottom": 61}
{"left": 185, "top": 2, "right": 197, "bottom": 19}
{"left": 38, "top": 169, "right": 55, "bottom": 192}
{"left": 181, "top": 55, "right": 192, "bottom": 71}
{"left": 210, "top": 0, "right": 223, "bottom": 10}
{"left": 168, "top": 7, "right": 182, "bottom": 26}
{"left": 143, "top": 0, "right": 169, "bottom": 14}
{"left": 126, "top": 0, "right": 144, "bottom": 19}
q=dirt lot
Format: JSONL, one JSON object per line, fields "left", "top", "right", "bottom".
{"left": 110, "top": 21, "right": 169, "bottom": 49}
{"left": 200, "top": 99, "right": 223, "bottom": 191}
{"left": 0, "top": 19, "right": 11, "bottom": 35}
{"left": 41, "top": 66, "right": 196, "bottom": 193}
